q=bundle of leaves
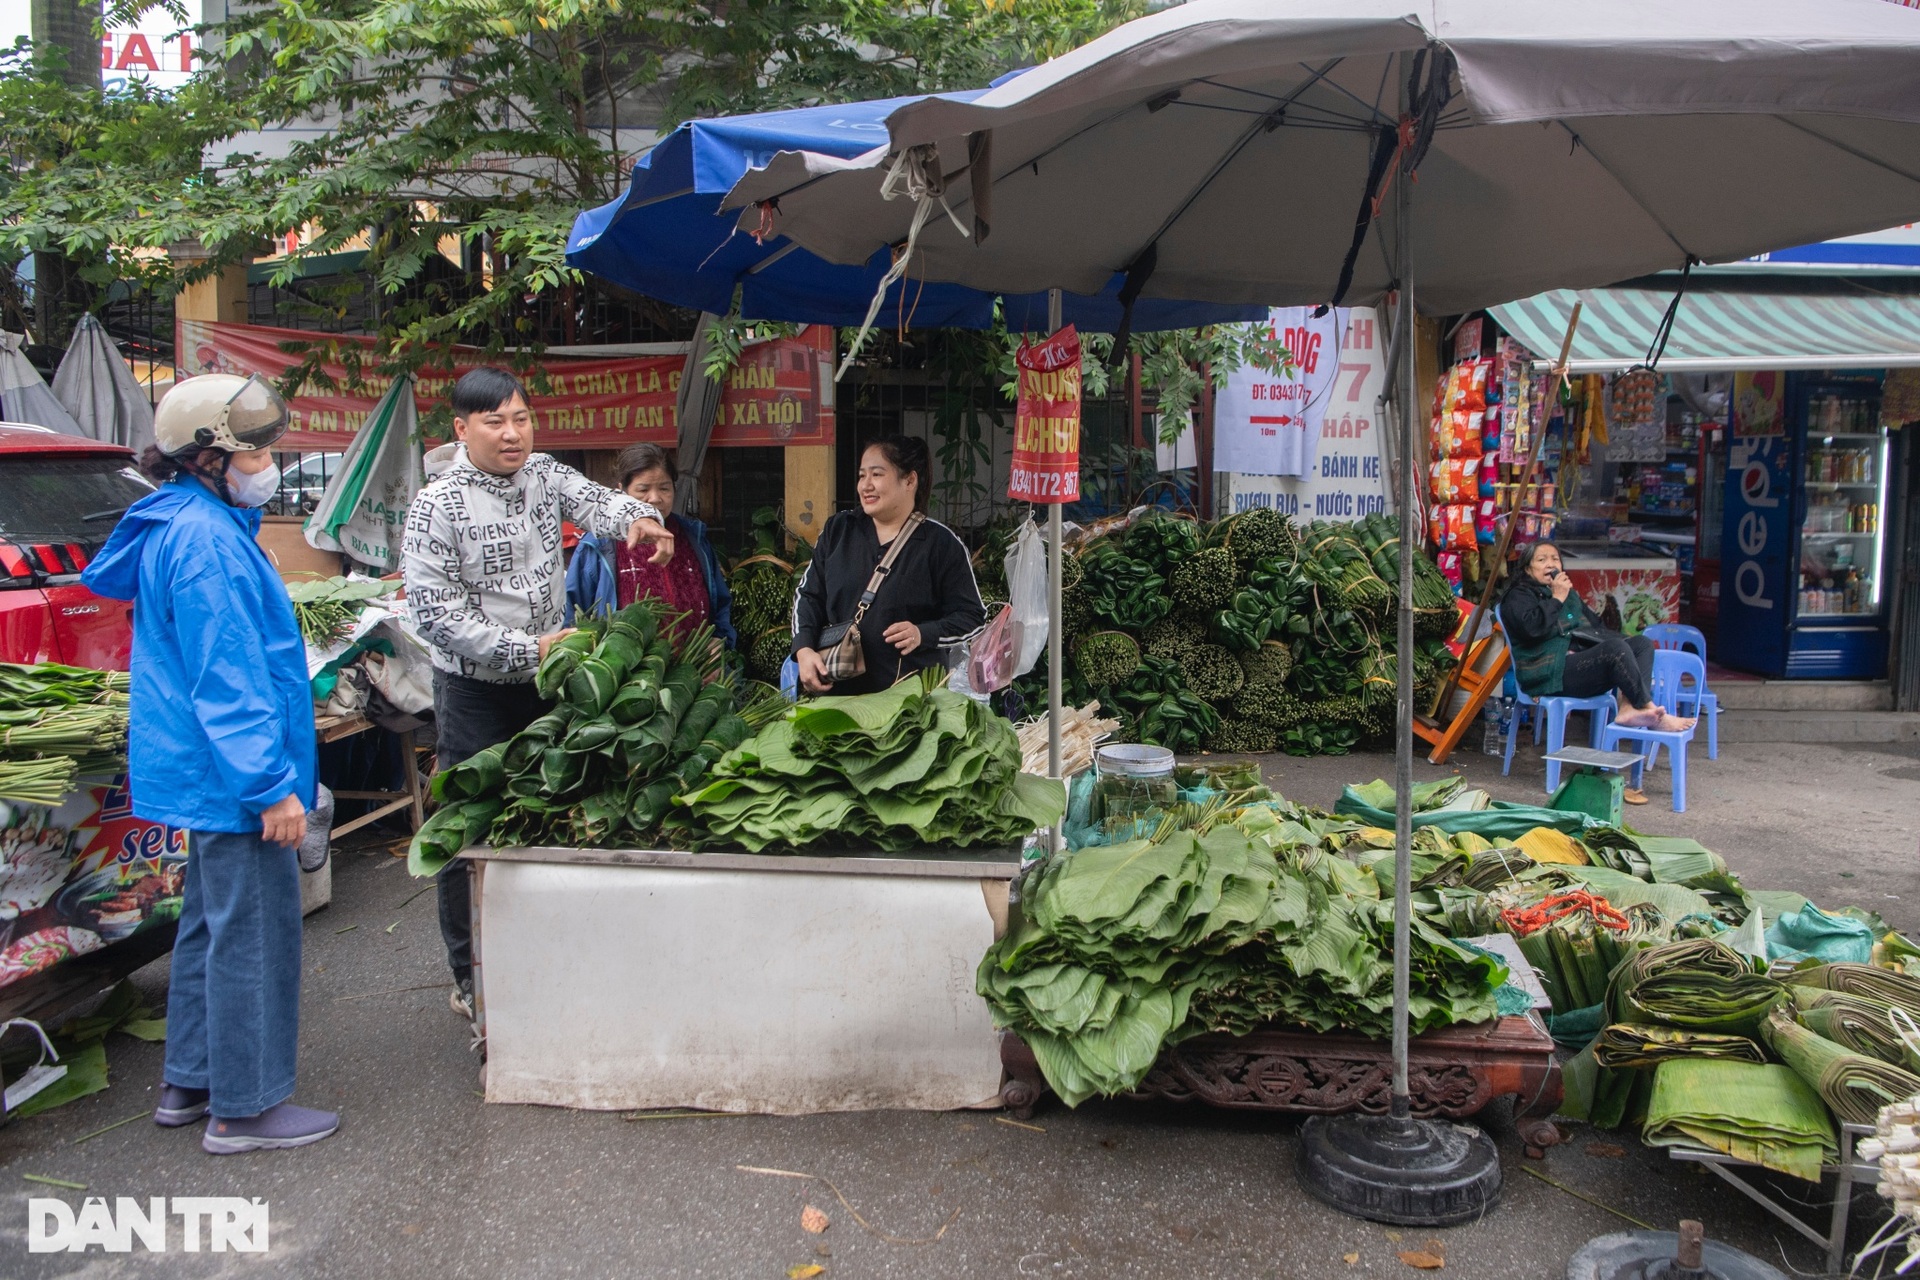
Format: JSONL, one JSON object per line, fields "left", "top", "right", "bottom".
{"left": 1299, "top": 523, "right": 1395, "bottom": 618}
{"left": 748, "top": 627, "right": 793, "bottom": 684}
{"left": 412, "top": 600, "right": 770, "bottom": 866}
{"left": 1230, "top": 681, "right": 1304, "bottom": 729}
{"left": 1143, "top": 616, "right": 1207, "bottom": 664}
{"left": 1078, "top": 542, "right": 1171, "bottom": 630}
{"left": 1108, "top": 656, "right": 1217, "bottom": 753}
{"left": 1212, "top": 588, "right": 1283, "bottom": 652}
{"left": 1060, "top": 582, "right": 1095, "bottom": 641}
{"left": 1061, "top": 549, "right": 1085, "bottom": 593}
{"left": 676, "top": 671, "right": 1066, "bottom": 853}
{"left": 1219, "top": 506, "right": 1297, "bottom": 573}
{"left": 1283, "top": 709, "right": 1363, "bottom": 757}
{"left": 1353, "top": 511, "right": 1457, "bottom": 613}
{"left": 1238, "top": 641, "right": 1294, "bottom": 688}
{"left": 1288, "top": 647, "right": 1363, "bottom": 701}
{"left": 1205, "top": 716, "right": 1277, "bottom": 754}
{"left": 1123, "top": 512, "right": 1201, "bottom": 577}
{"left": 979, "top": 826, "right": 1505, "bottom": 1105}
{"left": 1184, "top": 643, "right": 1245, "bottom": 704}
{"left": 1170, "top": 546, "right": 1237, "bottom": 614}
{"left": 1074, "top": 631, "right": 1142, "bottom": 688}
{"left": 729, "top": 556, "right": 799, "bottom": 640}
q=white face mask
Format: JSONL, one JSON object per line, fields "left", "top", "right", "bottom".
{"left": 227, "top": 460, "right": 282, "bottom": 508}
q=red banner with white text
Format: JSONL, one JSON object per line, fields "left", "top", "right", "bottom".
{"left": 175, "top": 320, "right": 834, "bottom": 452}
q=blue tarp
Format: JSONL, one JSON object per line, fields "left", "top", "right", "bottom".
{"left": 566, "top": 92, "right": 1265, "bottom": 332}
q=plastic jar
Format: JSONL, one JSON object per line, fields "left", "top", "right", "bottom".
{"left": 1093, "top": 744, "right": 1177, "bottom": 823}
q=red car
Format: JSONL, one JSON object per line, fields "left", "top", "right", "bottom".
{"left": 0, "top": 424, "right": 154, "bottom": 670}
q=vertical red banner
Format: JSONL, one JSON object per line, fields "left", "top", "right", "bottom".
{"left": 1009, "top": 326, "right": 1082, "bottom": 503}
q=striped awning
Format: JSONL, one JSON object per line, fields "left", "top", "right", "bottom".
{"left": 1490, "top": 282, "right": 1920, "bottom": 373}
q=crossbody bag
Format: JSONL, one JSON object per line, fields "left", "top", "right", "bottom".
{"left": 817, "top": 513, "right": 926, "bottom": 682}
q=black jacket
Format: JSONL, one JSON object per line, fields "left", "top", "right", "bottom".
{"left": 792, "top": 510, "right": 985, "bottom": 696}
{"left": 1501, "top": 576, "right": 1604, "bottom": 696}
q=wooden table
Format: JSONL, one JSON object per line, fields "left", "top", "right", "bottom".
{"left": 314, "top": 713, "right": 424, "bottom": 838}
{"left": 1000, "top": 1014, "right": 1565, "bottom": 1151}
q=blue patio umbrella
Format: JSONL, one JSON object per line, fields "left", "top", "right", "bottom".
{"left": 565, "top": 88, "right": 1264, "bottom": 333}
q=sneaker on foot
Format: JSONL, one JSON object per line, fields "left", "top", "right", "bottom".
{"left": 1622, "top": 787, "right": 1650, "bottom": 806}
{"left": 450, "top": 977, "right": 474, "bottom": 1020}
{"left": 154, "top": 1083, "right": 210, "bottom": 1128}
{"left": 202, "top": 1103, "right": 339, "bottom": 1155}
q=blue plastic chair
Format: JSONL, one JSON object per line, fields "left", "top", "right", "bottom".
{"left": 1639, "top": 623, "right": 1718, "bottom": 759}
{"left": 1600, "top": 648, "right": 1703, "bottom": 812}
{"left": 1494, "top": 605, "right": 1617, "bottom": 794}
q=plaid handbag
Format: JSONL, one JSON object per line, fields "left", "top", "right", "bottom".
{"left": 817, "top": 513, "right": 926, "bottom": 683}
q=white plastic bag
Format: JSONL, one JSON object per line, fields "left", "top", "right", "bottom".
{"left": 1006, "top": 519, "right": 1050, "bottom": 679}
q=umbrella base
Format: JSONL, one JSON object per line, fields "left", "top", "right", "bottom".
{"left": 1567, "top": 1231, "right": 1787, "bottom": 1280}
{"left": 1295, "top": 1111, "right": 1501, "bottom": 1227}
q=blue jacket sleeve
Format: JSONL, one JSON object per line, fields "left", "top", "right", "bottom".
{"left": 170, "top": 560, "right": 300, "bottom": 814}
{"left": 691, "top": 524, "right": 737, "bottom": 648}
{"left": 564, "top": 536, "right": 617, "bottom": 626}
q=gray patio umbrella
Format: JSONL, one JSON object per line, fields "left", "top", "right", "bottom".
{"left": 52, "top": 314, "right": 156, "bottom": 452}
{"left": 723, "top": 0, "right": 1920, "bottom": 1229}
{"left": 0, "top": 331, "right": 85, "bottom": 436}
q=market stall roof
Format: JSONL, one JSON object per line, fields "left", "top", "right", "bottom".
{"left": 1491, "top": 278, "right": 1920, "bottom": 373}
{"left": 565, "top": 85, "right": 1264, "bottom": 333}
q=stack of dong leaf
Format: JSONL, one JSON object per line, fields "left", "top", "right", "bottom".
{"left": 1018, "top": 507, "right": 1456, "bottom": 759}
{"left": 408, "top": 600, "right": 769, "bottom": 873}
{"left": 675, "top": 670, "right": 1065, "bottom": 853}
{"left": 1560, "top": 938, "right": 1920, "bottom": 1181}
{"left": 978, "top": 817, "right": 1506, "bottom": 1106}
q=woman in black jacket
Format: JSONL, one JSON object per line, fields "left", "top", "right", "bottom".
{"left": 1502, "top": 541, "right": 1691, "bottom": 733}
{"left": 792, "top": 435, "right": 985, "bottom": 696}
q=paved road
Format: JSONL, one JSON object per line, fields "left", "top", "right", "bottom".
{"left": 2, "top": 737, "right": 1913, "bottom": 1277}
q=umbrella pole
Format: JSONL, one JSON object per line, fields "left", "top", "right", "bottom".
{"left": 1047, "top": 288, "right": 1064, "bottom": 853}
{"left": 1296, "top": 49, "right": 1501, "bottom": 1228}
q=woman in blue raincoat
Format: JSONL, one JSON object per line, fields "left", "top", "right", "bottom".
{"left": 83, "top": 373, "right": 337, "bottom": 1155}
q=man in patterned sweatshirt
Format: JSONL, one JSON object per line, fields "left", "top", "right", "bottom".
{"left": 403, "top": 367, "right": 674, "bottom": 1020}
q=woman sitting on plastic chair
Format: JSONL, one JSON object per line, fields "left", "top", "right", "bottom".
{"left": 1502, "top": 542, "right": 1695, "bottom": 740}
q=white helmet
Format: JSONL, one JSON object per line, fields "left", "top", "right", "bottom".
{"left": 154, "top": 373, "right": 290, "bottom": 456}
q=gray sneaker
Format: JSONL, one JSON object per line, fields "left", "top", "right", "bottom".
{"left": 203, "top": 1103, "right": 339, "bottom": 1155}
{"left": 450, "top": 978, "right": 474, "bottom": 1020}
{"left": 154, "top": 1083, "right": 210, "bottom": 1128}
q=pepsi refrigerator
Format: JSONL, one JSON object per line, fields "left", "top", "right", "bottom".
{"left": 1719, "top": 372, "right": 1894, "bottom": 679}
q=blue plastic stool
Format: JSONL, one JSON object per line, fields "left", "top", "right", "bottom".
{"left": 1600, "top": 649, "right": 1703, "bottom": 812}
{"left": 1641, "top": 623, "right": 1718, "bottom": 759}
{"left": 1494, "top": 605, "right": 1617, "bottom": 794}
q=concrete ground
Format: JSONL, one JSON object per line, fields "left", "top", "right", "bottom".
{"left": 2, "top": 735, "right": 1916, "bottom": 1278}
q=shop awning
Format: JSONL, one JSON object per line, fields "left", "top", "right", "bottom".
{"left": 1490, "top": 280, "right": 1920, "bottom": 373}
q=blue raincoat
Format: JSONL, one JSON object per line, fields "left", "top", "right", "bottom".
{"left": 83, "top": 478, "right": 316, "bottom": 833}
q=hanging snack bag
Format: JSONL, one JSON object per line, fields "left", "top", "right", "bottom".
{"left": 1436, "top": 551, "right": 1464, "bottom": 588}
{"left": 1460, "top": 359, "right": 1490, "bottom": 412}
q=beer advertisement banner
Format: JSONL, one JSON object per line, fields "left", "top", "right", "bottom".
{"left": 176, "top": 320, "right": 833, "bottom": 452}
{"left": 1008, "top": 326, "right": 1082, "bottom": 504}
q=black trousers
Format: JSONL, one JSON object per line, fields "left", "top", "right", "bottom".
{"left": 1559, "top": 634, "right": 1656, "bottom": 708}
{"left": 431, "top": 671, "right": 552, "bottom": 984}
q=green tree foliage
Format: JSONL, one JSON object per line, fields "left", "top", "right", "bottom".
{"left": 1, "top": 0, "right": 1141, "bottom": 372}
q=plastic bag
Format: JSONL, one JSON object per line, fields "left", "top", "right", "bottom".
{"left": 300, "top": 783, "right": 334, "bottom": 874}
{"left": 1005, "top": 519, "right": 1050, "bottom": 679}
{"left": 967, "top": 605, "right": 1021, "bottom": 695}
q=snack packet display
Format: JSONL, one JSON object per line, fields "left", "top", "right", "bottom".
{"left": 1429, "top": 457, "right": 1480, "bottom": 504}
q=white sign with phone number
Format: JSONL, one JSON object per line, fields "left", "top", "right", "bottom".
{"left": 1221, "top": 307, "right": 1391, "bottom": 525}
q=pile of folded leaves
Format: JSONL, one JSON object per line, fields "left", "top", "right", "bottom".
{"left": 978, "top": 824, "right": 1507, "bottom": 1106}
{"left": 674, "top": 670, "right": 1065, "bottom": 853}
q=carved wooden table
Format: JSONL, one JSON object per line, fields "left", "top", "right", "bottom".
{"left": 1000, "top": 1015, "right": 1564, "bottom": 1151}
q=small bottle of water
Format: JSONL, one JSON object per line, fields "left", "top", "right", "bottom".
{"left": 1482, "top": 697, "right": 1510, "bottom": 755}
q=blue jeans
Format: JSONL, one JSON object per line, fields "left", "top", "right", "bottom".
{"left": 164, "top": 828, "right": 303, "bottom": 1118}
